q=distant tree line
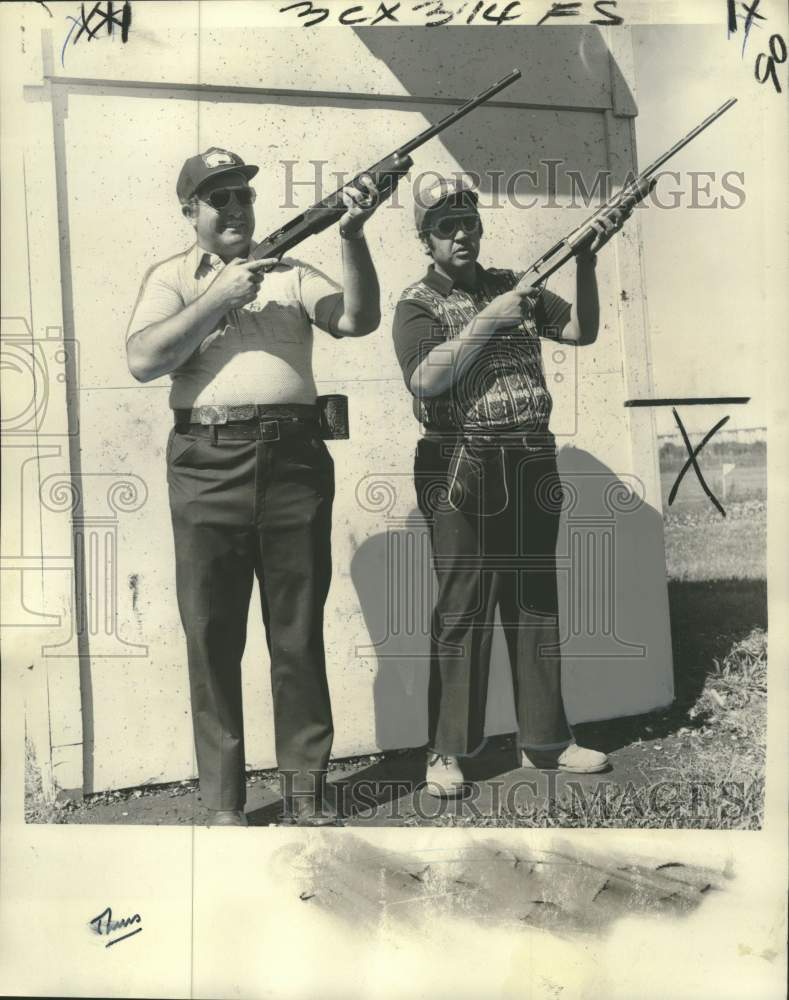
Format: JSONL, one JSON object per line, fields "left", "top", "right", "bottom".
{"left": 659, "top": 439, "right": 767, "bottom": 470}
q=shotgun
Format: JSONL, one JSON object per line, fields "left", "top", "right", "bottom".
{"left": 520, "top": 97, "right": 738, "bottom": 286}
{"left": 251, "top": 69, "right": 522, "bottom": 262}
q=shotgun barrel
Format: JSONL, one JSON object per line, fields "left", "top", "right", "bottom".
{"left": 252, "top": 71, "right": 522, "bottom": 261}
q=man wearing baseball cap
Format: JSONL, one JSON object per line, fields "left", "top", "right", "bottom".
{"left": 392, "top": 175, "right": 630, "bottom": 797}
{"left": 127, "top": 147, "right": 386, "bottom": 826}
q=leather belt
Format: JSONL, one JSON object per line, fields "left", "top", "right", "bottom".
{"left": 174, "top": 403, "right": 319, "bottom": 425}
{"left": 173, "top": 404, "right": 320, "bottom": 442}
{"left": 422, "top": 427, "right": 556, "bottom": 451}
{"left": 174, "top": 421, "right": 316, "bottom": 442}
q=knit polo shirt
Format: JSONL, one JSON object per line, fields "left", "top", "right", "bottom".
{"left": 392, "top": 263, "right": 571, "bottom": 432}
{"left": 127, "top": 242, "right": 342, "bottom": 408}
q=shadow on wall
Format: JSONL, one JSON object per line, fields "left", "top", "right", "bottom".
{"left": 353, "top": 25, "right": 639, "bottom": 198}
{"left": 555, "top": 446, "right": 673, "bottom": 723}
{"left": 349, "top": 447, "right": 673, "bottom": 751}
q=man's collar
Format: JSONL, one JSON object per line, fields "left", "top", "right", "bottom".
{"left": 422, "top": 263, "right": 486, "bottom": 297}
{"left": 191, "top": 243, "right": 220, "bottom": 278}
{"left": 191, "top": 240, "right": 259, "bottom": 277}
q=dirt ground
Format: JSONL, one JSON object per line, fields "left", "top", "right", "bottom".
{"left": 37, "top": 724, "right": 762, "bottom": 829}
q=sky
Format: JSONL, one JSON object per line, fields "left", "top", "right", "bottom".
{"left": 630, "top": 24, "right": 781, "bottom": 435}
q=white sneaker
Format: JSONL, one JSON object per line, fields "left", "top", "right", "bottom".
{"left": 522, "top": 742, "right": 608, "bottom": 774}
{"left": 425, "top": 753, "right": 467, "bottom": 798}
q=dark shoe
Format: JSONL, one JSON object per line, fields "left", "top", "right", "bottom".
{"left": 280, "top": 795, "right": 343, "bottom": 827}
{"left": 278, "top": 768, "right": 343, "bottom": 826}
{"left": 206, "top": 809, "right": 248, "bottom": 827}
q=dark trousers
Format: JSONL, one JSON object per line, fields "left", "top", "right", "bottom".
{"left": 415, "top": 436, "right": 572, "bottom": 756}
{"left": 166, "top": 423, "right": 334, "bottom": 810}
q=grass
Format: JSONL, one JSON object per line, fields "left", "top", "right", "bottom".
{"left": 394, "top": 624, "right": 767, "bottom": 831}
{"left": 427, "top": 626, "right": 767, "bottom": 830}
{"left": 663, "top": 499, "right": 766, "bottom": 580}
{"left": 24, "top": 738, "right": 69, "bottom": 824}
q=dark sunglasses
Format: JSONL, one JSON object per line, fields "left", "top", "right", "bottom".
{"left": 429, "top": 214, "right": 481, "bottom": 239}
{"left": 200, "top": 187, "right": 256, "bottom": 210}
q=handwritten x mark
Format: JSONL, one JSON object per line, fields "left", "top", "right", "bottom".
{"left": 668, "top": 408, "right": 730, "bottom": 517}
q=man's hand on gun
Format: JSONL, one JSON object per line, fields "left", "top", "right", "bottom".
{"left": 586, "top": 199, "right": 635, "bottom": 254}
{"left": 205, "top": 258, "right": 278, "bottom": 310}
{"left": 339, "top": 174, "right": 387, "bottom": 237}
{"left": 483, "top": 282, "right": 543, "bottom": 329}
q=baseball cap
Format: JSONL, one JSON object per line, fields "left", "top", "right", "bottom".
{"left": 176, "top": 147, "right": 259, "bottom": 203}
{"left": 414, "top": 176, "right": 479, "bottom": 232}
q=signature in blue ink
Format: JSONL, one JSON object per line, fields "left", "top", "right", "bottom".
{"left": 726, "top": 0, "right": 766, "bottom": 57}
{"left": 61, "top": 1, "right": 132, "bottom": 69}
{"left": 89, "top": 906, "right": 142, "bottom": 947}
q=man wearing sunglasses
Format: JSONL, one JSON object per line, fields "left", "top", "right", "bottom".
{"left": 392, "top": 176, "right": 630, "bottom": 798}
{"left": 126, "top": 147, "right": 387, "bottom": 826}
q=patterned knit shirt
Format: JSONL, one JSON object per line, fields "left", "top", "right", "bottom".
{"left": 392, "top": 263, "right": 571, "bottom": 432}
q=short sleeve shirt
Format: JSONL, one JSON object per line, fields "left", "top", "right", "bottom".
{"left": 392, "top": 264, "right": 571, "bottom": 432}
{"left": 126, "top": 242, "right": 342, "bottom": 409}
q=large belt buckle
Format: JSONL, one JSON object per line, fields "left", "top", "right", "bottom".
{"left": 199, "top": 405, "right": 228, "bottom": 425}
{"left": 259, "top": 419, "right": 280, "bottom": 442}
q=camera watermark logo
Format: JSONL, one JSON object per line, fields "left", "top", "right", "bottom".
{"left": 0, "top": 318, "right": 78, "bottom": 437}
{"left": 1, "top": 317, "right": 148, "bottom": 656}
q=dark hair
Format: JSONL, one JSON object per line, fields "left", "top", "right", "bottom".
{"left": 181, "top": 194, "right": 199, "bottom": 215}
{"left": 418, "top": 231, "right": 433, "bottom": 257}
